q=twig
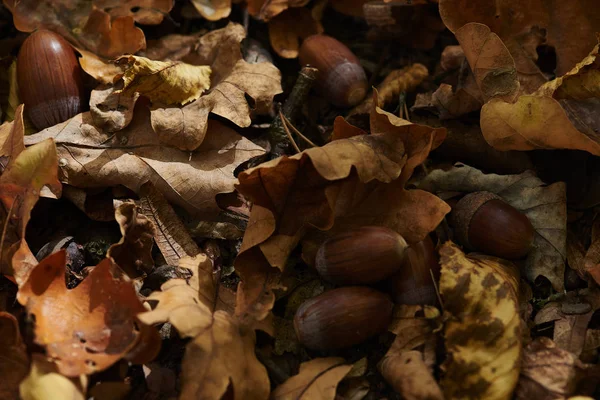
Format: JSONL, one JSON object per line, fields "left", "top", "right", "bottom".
{"left": 280, "top": 113, "right": 318, "bottom": 148}
{"left": 280, "top": 110, "right": 301, "bottom": 153}
{"left": 268, "top": 67, "right": 318, "bottom": 158}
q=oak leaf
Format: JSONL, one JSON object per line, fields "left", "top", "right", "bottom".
{"left": 3, "top": 1, "right": 146, "bottom": 58}
{"left": 439, "top": 242, "right": 522, "bottom": 400}
{"left": 534, "top": 301, "right": 593, "bottom": 357}
{"left": 419, "top": 163, "right": 567, "bottom": 291}
{"left": 271, "top": 357, "right": 354, "bottom": 400}
{"left": 16, "top": 251, "right": 160, "bottom": 376}
{"left": 115, "top": 55, "right": 212, "bottom": 106}
{"left": 268, "top": 7, "right": 323, "bottom": 58}
{"left": 247, "top": 0, "right": 310, "bottom": 21}
{"left": 138, "top": 254, "right": 271, "bottom": 399}
{"left": 190, "top": 0, "right": 231, "bottom": 21}
{"left": 0, "top": 312, "right": 29, "bottom": 399}
{"left": 23, "top": 107, "right": 265, "bottom": 216}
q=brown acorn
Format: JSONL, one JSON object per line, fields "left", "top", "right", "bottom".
{"left": 390, "top": 236, "right": 440, "bottom": 305}
{"left": 299, "top": 34, "right": 368, "bottom": 107}
{"left": 294, "top": 286, "right": 393, "bottom": 350}
{"left": 449, "top": 191, "right": 535, "bottom": 259}
{"left": 315, "top": 226, "right": 408, "bottom": 285}
{"left": 17, "top": 29, "right": 84, "bottom": 130}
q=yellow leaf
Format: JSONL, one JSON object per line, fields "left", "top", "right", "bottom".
{"left": 20, "top": 355, "right": 86, "bottom": 400}
{"left": 115, "top": 55, "right": 211, "bottom": 105}
{"left": 439, "top": 242, "right": 521, "bottom": 400}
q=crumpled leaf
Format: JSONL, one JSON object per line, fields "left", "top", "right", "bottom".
{"left": 139, "top": 182, "right": 201, "bottom": 265}
{"left": 115, "top": 55, "right": 211, "bottom": 106}
{"left": 439, "top": 0, "right": 600, "bottom": 76}
{"left": 77, "top": 48, "right": 122, "bottom": 84}
{"left": 149, "top": 23, "right": 282, "bottom": 150}
{"left": 268, "top": 7, "right": 323, "bottom": 58}
{"left": 0, "top": 312, "right": 29, "bottom": 399}
{"left": 0, "top": 138, "right": 61, "bottom": 283}
{"left": 480, "top": 42, "right": 600, "bottom": 155}
{"left": 439, "top": 242, "right": 521, "bottom": 400}
{"left": 16, "top": 251, "right": 160, "bottom": 376}
{"left": 107, "top": 201, "right": 155, "bottom": 279}
{"left": 271, "top": 357, "right": 354, "bottom": 400}
{"left": 235, "top": 106, "right": 447, "bottom": 275}
{"left": 93, "top": 0, "right": 174, "bottom": 24}
{"left": 89, "top": 83, "right": 139, "bottom": 133}
{"left": 23, "top": 106, "right": 265, "bottom": 217}
{"left": 454, "top": 23, "right": 519, "bottom": 102}
{"left": 138, "top": 254, "right": 271, "bottom": 399}
{"left": 3, "top": 1, "right": 147, "bottom": 58}
{"left": 515, "top": 337, "right": 600, "bottom": 399}
{"left": 419, "top": 163, "right": 567, "bottom": 291}
{"left": 379, "top": 305, "right": 443, "bottom": 400}
{"left": 190, "top": 0, "right": 231, "bottom": 21}
{"left": 247, "top": 0, "right": 310, "bottom": 21}
{"left": 0, "top": 103, "right": 25, "bottom": 162}
{"left": 19, "top": 355, "right": 86, "bottom": 400}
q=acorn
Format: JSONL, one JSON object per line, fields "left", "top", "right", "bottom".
{"left": 299, "top": 34, "right": 368, "bottom": 108}
{"left": 315, "top": 226, "right": 408, "bottom": 285}
{"left": 17, "top": 29, "right": 84, "bottom": 130}
{"left": 449, "top": 191, "right": 535, "bottom": 259}
{"left": 390, "top": 236, "right": 440, "bottom": 305}
{"left": 294, "top": 286, "right": 393, "bottom": 350}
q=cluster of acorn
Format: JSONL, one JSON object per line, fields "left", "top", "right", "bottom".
{"left": 294, "top": 192, "right": 535, "bottom": 350}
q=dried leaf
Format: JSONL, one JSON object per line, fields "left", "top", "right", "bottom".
{"left": 139, "top": 182, "right": 201, "bottom": 265}
{"left": 271, "top": 357, "right": 353, "bottom": 400}
{"left": 0, "top": 312, "right": 29, "bottom": 399}
{"left": 115, "top": 55, "right": 211, "bottom": 106}
{"left": 268, "top": 7, "right": 323, "bottom": 58}
{"left": 439, "top": 242, "right": 521, "bottom": 400}
{"left": 77, "top": 48, "right": 123, "bottom": 85}
{"left": 23, "top": 108, "right": 265, "bottom": 217}
{"left": 191, "top": 0, "right": 231, "bottom": 21}
{"left": 94, "top": 0, "right": 174, "bottom": 24}
{"left": 419, "top": 163, "right": 567, "bottom": 291}
{"left": 379, "top": 305, "right": 443, "bottom": 399}
{"left": 107, "top": 202, "right": 155, "bottom": 278}
{"left": 0, "top": 103, "right": 25, "bottom": 162}
{"left": 247, "top": 0, "right": 310, "bottom": 21}
{"left": 516, "top": 337, "right": 600, "bottom": 399}
{"left": 19, "top": 355, "right": 86, "bottom": 400}
{"left": 17, "top": 251, "right": 160, "bottom": 376}
{"left": 89, "top": 83, "right": 139, "bottom": 133}
{"left": 150, "top": 23, "right": 282, "bottom": 150}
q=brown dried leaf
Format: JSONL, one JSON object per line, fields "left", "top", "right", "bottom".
{"left": 17, "top": 251, "right": 160, "bottom": 376}
{"left": 139, "top": 182, "right": 201, "bottom": 265}
{"left": 0, "top": 312, "right": 29, "bottom": 399}
{"left": 247, "top": 0, "right": 310, "bottom": 21}
{"left": 89, "top": 83, "right": 139, "bottom": 133}
{"left": 77, "top": 48, "right": 122, "bottom": 84}
{"left": 439, "top": 242, "right": 521, "bottom": 400}
{"left": 419, "top": 163, "right": 567, "bottom": 291}
{"left": 190, "top": 0, "right": 231, "bottom": 20}
{"left": 94, "top": 0, "right": 174, "bottom": 24}
{"left": 107, "top": 202, "right": 155, "bottom": 278}
{"left": 151, "top": 24, "right": 280, "bottom": 150}
{"left": 516, "top": 337, "right": 600, "bottom": 399}
{"left": 379, "top": 305, "right": 443, "bottom": 399}
{"left": 439, "top": 0, "right": 600, "bottom": 76}
{"left": 271, "top": 357, "right": 353, "bottom": 400}
{"left": 4, "top": 2, "right": 147, "bottom": 58}
{"left": 23, "top": 108, "right": 264, "bottom": 217}
{"left": 268, "top": 7, "right": 323, "bottom": 58}
{"left": 0, "top": 103, "right": 25, "bottom": 162}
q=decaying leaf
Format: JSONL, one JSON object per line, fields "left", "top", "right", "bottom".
{"left": 379, "top": 305, "right": 443, "bottom": 400}
{"left": 139, "top": 253, "right": 271, "bottom": 399}
{"left": 76, "top": 48, "right": 124, "bottom": 85}
{"left": 247, "top": 0, "right": 310, "bottom": 21}
{"left": 23, "top": 107, "right": 265, "bottom": 217}
{"left": 4, "top": 1, "right": 147, "bottom": 58}
{"left": 149, "top": 23, "right": 282, "bottom": 150}
{"left": 439, "top": 242, "right": 522, "bottom": 400}
{"left": 0, "top": 312, "right": 29, "bottom": 399}
{"left": 419, "top": 163, "right": 567, "bottom": 290}
{"left": 271, "top": 357, "right": 353, "bottom": 400}
{"left": 516, "top": 337, "right": 600, "bottom": 399}
{"left": 89, "top": 83, "right": 140, "bottom": 133}
{"left": 107, "top": 202, "right": 155, "bottom": 278}
{"left": 17, "top": 251, "right": 160, "bottom": 376}
{"left": 20, "top": 355, "right": 86, "bottom": 400}
{"left": 268, "top": 7, "right": 323, "bottom": 58}
{"left": 0, "top": 103, "right": 25, "bottom": 163}
{"left": 139, "top": 182, "right": 201, "bottom": 265}
{"left": 190, "top": 0, "right": 231, "bottom": 21}
{"left": 115, "top": 55, "right": 211, "bottom": 106}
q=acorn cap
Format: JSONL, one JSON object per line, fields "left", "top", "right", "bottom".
{"left": 450, "top": 191, "right": 502, "bottom": 250}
